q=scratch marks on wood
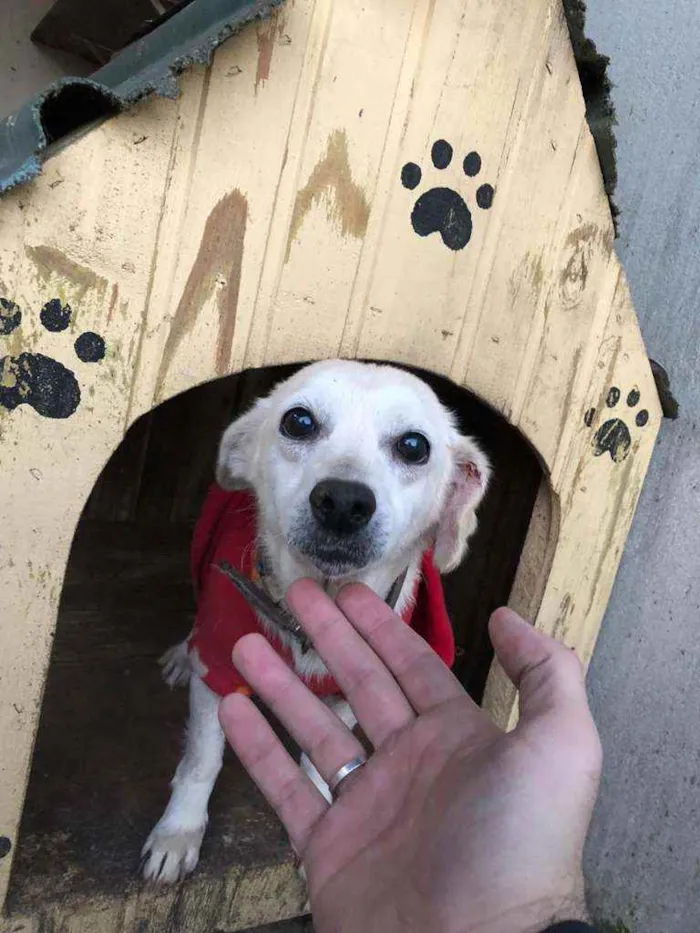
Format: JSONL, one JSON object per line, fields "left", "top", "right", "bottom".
{"left": 560, "top": 222, "right": 612, "bottom": 306}
{"left": 26, "top": 245, "right": 108, "bottom": 304}
{"left": 255, "top": 9, "right": 289, "bottom": 92}
{"left": 157, "top": 190, "right": 248, "bottom": 396}
{"left": 286, "top": 130, "right": 370, "bottom": 262}
{"left": 510, "top": 250, "right": 546, "bottom": 302}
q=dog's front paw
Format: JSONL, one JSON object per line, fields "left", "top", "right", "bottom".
{"left": 141, "top": 822, "right": 205, "bottom": 883}
{"left": 159, "top": 641, "right": 191, "bottom": 688}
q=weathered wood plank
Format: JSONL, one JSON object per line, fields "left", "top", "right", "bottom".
{"left": 0, "top": 89, "right": 191, "bottom": 910}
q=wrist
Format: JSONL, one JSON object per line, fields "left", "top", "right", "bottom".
{"left": 458, "top": 886, "right": 589, "bottom": 933}
{"left": 540, "top": 924, "right": 597, "bottom": 933}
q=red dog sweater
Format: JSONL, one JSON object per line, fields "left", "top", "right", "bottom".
{"left": 188, "top": 484, "right": 455, "bottom": 698}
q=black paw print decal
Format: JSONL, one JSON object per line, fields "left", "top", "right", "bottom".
{"left": 585, "top": 386, "right": 649, "bottom": 463}
{"left": 0, "top": 297, "right": 105, "bottom": 419}
{"left": 400, "top": 140, "right": 494, "bottom": 250}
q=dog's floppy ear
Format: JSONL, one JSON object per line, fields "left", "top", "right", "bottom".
{"left": 433, "top": 436, "right": 490, "bottom": 573}
{"left": 215, "top": 400, "right": 269, "bottom": 490}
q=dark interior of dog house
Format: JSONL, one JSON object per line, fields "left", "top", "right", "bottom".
{"left": 6, "top": 364, "right": 543, "bottom": 914}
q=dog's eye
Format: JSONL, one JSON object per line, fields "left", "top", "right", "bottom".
{"left": 280, "top": 407, "right": 318, "bottom": 440}
{"left": 395, "top": 432, "right": 430, "bottom": 465}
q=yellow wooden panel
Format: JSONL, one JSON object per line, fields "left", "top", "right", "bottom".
{"left": 137, "top": 6, "right": 316, "bottom": 409}
{"left": 349, "top": 0, "right": 558, "bottom": 378}
{"left": 246, "top": 0, "right": 419, "bottom": 365}
{"left": 0, "top": 94, "right": 188, "bottom": 908}
{"left": 485, "top": 267, "right": 661, "bottom": 728}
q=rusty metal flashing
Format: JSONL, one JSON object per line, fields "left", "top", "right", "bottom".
{"left": 0, "top": 0, "right": 283, "bottom": 195}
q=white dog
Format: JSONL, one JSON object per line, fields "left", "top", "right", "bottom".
{"left": 142, "top": 359, "right": 490, "bottom": 883}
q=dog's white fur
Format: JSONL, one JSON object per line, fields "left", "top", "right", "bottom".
{"left": 143, "top": 360, "right": 490, "bottom": 882}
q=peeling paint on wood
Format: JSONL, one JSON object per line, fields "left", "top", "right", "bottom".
{"left": 156, "top": 189, "right": 248, "bottom": 395}
{"left": 286, "top": 129, "right": 370, "bottom": 262}
{"left": 26, "top": 245, "right": 109, "bottom": 303}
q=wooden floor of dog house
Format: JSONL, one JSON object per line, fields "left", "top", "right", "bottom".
{"left": 6, "top": 522, "right": 302, "bottom": 924}
{"left": 4, "top": 368, "right": 542, "bottom": 929}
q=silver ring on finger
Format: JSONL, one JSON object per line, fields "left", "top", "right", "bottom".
{"left": 329, "top": 754, "right": 367, "bottom": 798}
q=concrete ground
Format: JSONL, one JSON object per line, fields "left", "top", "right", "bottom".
{"left": 581, "top": 2, "right": 700, "bottom": 930}
{"left": 2, "top": 2, "right": 699, "bottom": 931}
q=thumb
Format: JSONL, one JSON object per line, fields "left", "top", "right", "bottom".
{"left": 488, "top": 607, "right": 591, "bottom": 724}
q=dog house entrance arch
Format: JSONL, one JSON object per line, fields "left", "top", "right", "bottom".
{"left": 0, "top": 0, "right": 659, "bottom": 927}
{"left": 5, "top": 363, "right": 540, "bottom": 923}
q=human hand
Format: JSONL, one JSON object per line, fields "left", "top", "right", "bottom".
{"left": 219, "top": 582, "right": 602, "bottom": 933}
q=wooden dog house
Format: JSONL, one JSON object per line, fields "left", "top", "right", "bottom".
{"left": 0, "top": 0, "right": 660, "bottom": 929}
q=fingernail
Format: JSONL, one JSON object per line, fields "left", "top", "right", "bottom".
{"left": 491, "top": 607, "right": 531, "bottom": 627}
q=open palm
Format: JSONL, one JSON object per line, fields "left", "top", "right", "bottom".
{"left": 220, "top": 582, "right": 601, "bottom": 933}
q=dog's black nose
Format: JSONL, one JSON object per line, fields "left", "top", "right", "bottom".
{"left": 309, "top": 479, "right": 376, "bottom": 535}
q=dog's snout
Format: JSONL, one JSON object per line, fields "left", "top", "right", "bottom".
{"left": 309, "top": 479, "right": 376, "bottom": 535}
